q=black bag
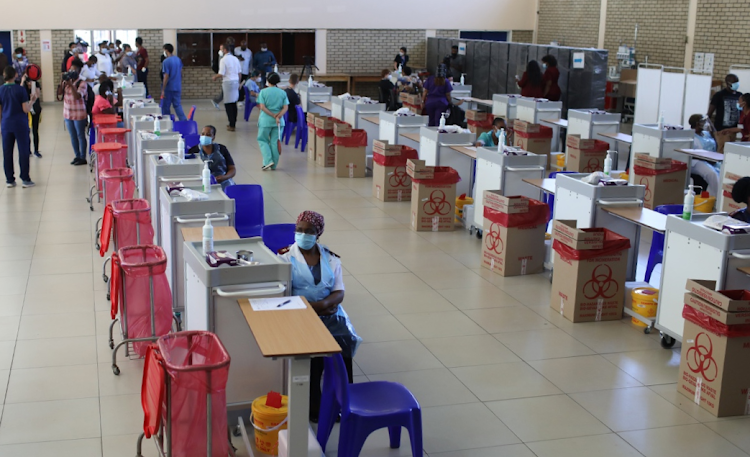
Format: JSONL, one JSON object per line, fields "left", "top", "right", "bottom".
{"left": 81, "top": 81, "right": 95, "bottom": 116}
{"left": 445, "top": 103, "right": 466, "bottom": 127}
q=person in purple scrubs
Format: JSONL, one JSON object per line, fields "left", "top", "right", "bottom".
{"left": 422, "top": 64, "right": 453, "bottom": 127}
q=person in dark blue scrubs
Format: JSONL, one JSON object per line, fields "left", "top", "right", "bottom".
{"left": 0, "top": 66, "right": 37, "bottom": 188}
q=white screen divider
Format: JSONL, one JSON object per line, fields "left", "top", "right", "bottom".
{"left": 682, "top": 71, "right": 713, "bottom": 128}
{"left": 635, "top": 64, "right": 663, "bottom": 125}
{"left": 659, "top": 67, "right": 687, "bottom": 126}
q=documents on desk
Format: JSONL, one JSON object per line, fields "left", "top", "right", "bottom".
{"left": 250, "top": 296, "right": 306, "bottom": 311}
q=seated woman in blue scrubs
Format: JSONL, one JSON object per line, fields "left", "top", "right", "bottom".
{"left": 688, "top": 114, "right": 721, "bottom": 198}
{"left": 731, "top": 177, "right": 750, "bottom": 223}
{"left": 278, "top": 210, "right": 361, "bottom": 422}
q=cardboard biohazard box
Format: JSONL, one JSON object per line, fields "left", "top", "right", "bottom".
{"left": 373, "top": 139, "right": 402, "bottom": 157}
{"left": 373, "top": 146, "right": 419, "bottom": 202}
{"left": 634, "top": 153, "right": 672, "bottom": 170}
{"left": 721, "top": 175, "right": 747, "bottom": 213}
{"left": 552, "top": 220, "right": 604, "bottom": 250}
{"left": 513, "top": 119, "right": 542, "bottom": 134}
{"left": 483, "top": 191, "right": 530, "bottom": 214}
{"left": 514, "top": 122, "right": 553, "bottom": 164}
{"left": 633, "top": 160, "right": 688, "bottom": 209}
{"left": 481, "top": 197, "right": 549, "bottom": 277}
{"left": 466, "top": 110, "right": 488, "bottom": 121}
{"left": 333, "top": 122, "right": 352, "bottom": 137}
{"left": 306, "top": 112, "right": 321, "bottom": 162}
{"left": 406, "top": 159, "right": 434, "bottom": 180}
{"left": 334, "top": 129, "right": 367, "bottom": 178}
{"left": 550, "top": 226, "right": 631, "bottom": 323}
{"left": 686, "top": 279, "right": 750, "bottom": 312}
{"left": 678, "top": 286, "right": 750, "bottom": 416}
{"left": 467, "top": 117, "right": 494, "bottom": 136}
{"left": 410, "top": 166, "right": 460, "bottom": 232}
{"left": 566, "top": 135, "right": 610, "bottom": 173}
{"left": 314, "top": 117, "right": 336, "bottom": 167}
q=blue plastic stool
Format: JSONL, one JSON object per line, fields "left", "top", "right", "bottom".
{"left": 261, "top": 223, "right": 296, "bottom": 253}
{"left": 224, "top": 184, "right": 264, "bottom": 238}
{"left": 644, "top": 204, "right": 684, "bottom": 282}
{"left": 188, "top": 105, "right": 196, "bottom": 121}
{"left": 317, "top": 354, "right": 423, "bottom": 457}
{"left": 282, "top": 111, "right": 293, "bottom": 144}
{"left": 173, "top": 120, "right": 199, "bottom": 137}
{"left": 293, "top": 105, "right": 307, "bottom": 151}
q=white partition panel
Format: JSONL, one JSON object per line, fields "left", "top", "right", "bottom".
{"left": 682, "top": 72, "right": 713, "bottom": 128}
{"left": 659, "top": 69, "right": 686, "bottom": 126}
{"left": 729, "top": 65, "right": 750, "bottom": 93}
{"left": 635, "top": 66, "right": 663, "bottom": 124}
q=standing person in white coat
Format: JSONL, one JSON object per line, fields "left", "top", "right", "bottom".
{"left": 212, "top": 42, "right": 241, "bottom": 132}
{"left": 95, "top": 42, "right": 113, "bottom": 77}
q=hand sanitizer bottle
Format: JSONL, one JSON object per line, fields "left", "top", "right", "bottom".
{"left": 177, "top": 137, "right": 185, "bottom": 161}
{"left": 439, "top": 112, "right": 446, "bottom": 129}
{"left": 460, "top": 73, "right": 466, "bottom": 86}
{"left": 154, "top": 118, "right": 161, "bottom": 137}
{"left": 308, "top": 74, "right": 314, "bottom": 86}
{"left": 497, "top": 128, "right": 506, "bottom": 153}
{"left": 202, "top": 214, "right": 214, "bottom": 255}
{"left": 658, "top": 111, "right": 665, "bottom": 130}
{"left": 603, "top": 151, "right": 613, "bottom": 176}
{"left": 202, "top": 160, "right": 212, "bottom": 193}
{"left": 683, "top": 185, "right": 697, "bottom": 220}
{"left": 274, "top": 64, "right": 279, "bottom": 73}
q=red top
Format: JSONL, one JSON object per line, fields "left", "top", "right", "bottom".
{"left": 518, "top": 72, "right": 545, "bottom": 98}
{"left": 136, "top": 47, "right": 148, "bottom": 71}
{"left": 740, "top": 111, "right": 750, "bottom": 141}
{"left": 543, "top": 67, "right": 561, "bottom": 101}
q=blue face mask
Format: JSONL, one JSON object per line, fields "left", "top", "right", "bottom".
{"left": 199, "top": 135, "right": 212, "bottom": 146}
{"left": 295, "top": 233, "right": 317, "bottom": 250}
{"left": 731, "top": 82, "right": 740, "bottom": 91}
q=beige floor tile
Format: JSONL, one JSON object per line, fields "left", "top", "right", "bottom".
{"left": 464, "top": 306, "right": 554, "bottom": 334}
{"left": 430, "top": 444, "right": 536, "bottom": 457}
{"left": 494, "top": 328, "right": 595, "bottom": 361}
{"left": 12, "top": 336, "right": 97, "bottom": 369}
{"left": 0, "top": 295, "right": 23, "bottom": 316}
{"left": 452, "top": 362, "right": 561, "bottom": 401}
{"left": 368, "top": 368, "right": 479, "bottom": 407}
{"left": 527, "top": 434, "right": 643, "bottom": 457}
{"left": 0, "top": 260, "right": 31, "bottom": 277}
{"left": 23, "top": 290, "right": 95, "bottom": 314}
{"left": 25, "top": 272, "right": 93, "bottom": 294}
{"left": 0, "top": 439, "right": 103, "bottom": 457}
{"left": 571, "top": 386, "right": 697, "bottom": 432}
{"left": 529, "top": 355, "right": 642, "bottom": 393}
{"left": 343, "top": 255, "right": 409, "bottom": 275}
{"left": 354, "top": 314, "right": 415, "bottom": 343}
{"left": 38, "top": 219, "right": 93, "bottom": 233}
{"left": 330, "top": 242, "right": 393, "bottom": 259}
{"left": 34, "top": 230, "right": 93, "bottom": 245}
{"left": 102, "top": 434, "right": 159, "bottom": 457}
{"left": 412, "top": 268, "right": 492, "bottom": 290}
{"left": 100, "top": 393, "right": 143, "bottom": 436}
{"left": 437, "top": 285, "right": 523, "bottom": 310}
{"left": 0, "top": 315, "right": 20, "bottom": 341}
{"left": 393, "top": 252, "right": 469, "bottom": 272}
{"left": 620, "top": 423, "right": 747, "bottom": 457}
{"left": 396, "top": 311, "right": 486, "bottom": 339}
{"left": 421, "top": 334, "right": 521, "bottom": 368}
{"left": 17, "top": 312, "right": 96, "bottom": 340}
{"left": 30, "top": 256, "right": 93, "bottom": 275}
{"left": 5, "top": 364, "right": 99, "bottom": 403}
{"left": 560, "top": 320, "right": 662, "bottom": 353}
{"left": 98, "top": 359, "right": 145, "bottom": 397}
{"left": 0, "top": 276, "right": 28, "bottom": 296}
{"left": 355, "top": 340, "right": 443, "bottom": 375}
{"left": 0, "top": 233, "right": 36, "bottom": 247}
{"left": 0, "top": 397, "right": 101, "bottom": 444}
{"left": 356, "top": 272, "right": 432, "bottom": 294}
{"left": 648, "top": 383, "right": 728, "bottom": 423}
{"left": 602, "top": 349, "right": 682, "bottom": 386}
{"left": 0, "top": 369, "right": 8, "bottom": 400}
{"left": 0, "top": 245, "right": 34, "bottom": 261}
{"left": 487, "top": 395, "right": 610, "bottom": 442}
{"left": 0, "top": 340, "right": 14, "bottom": 370}
{"left": 422, "top": 403, "right": 521, "bottom": 454}
{"left": 706, "top": 418, "right": 750, "bottom": 454}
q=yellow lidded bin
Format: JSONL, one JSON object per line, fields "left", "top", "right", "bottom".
{"left": 631, "top": 287, "right": 658, "bottom": 327}
{"left": 252, "top": 394, "right": 288, "bottom": 455}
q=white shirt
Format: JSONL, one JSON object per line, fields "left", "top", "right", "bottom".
{"left": 234, "top": 48, "right": 252, "bottom": 75}
{"left": 95, "top": 52, "right": 113, "bottom": 76}
{"left": 81, "top": 64, "right": 100, "bottom": 87}
{"left": 218, "top": 54, "right": 241, "bottom": 82}
{"left": 278, "top": 243, "right": 345, "bottom": 292}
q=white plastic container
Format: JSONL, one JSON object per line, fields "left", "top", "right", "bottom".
{"left": 202, "top": 214, "right": 214, "bottom": 254}
{"left": 202, "top": 161, "right": 212, "bottom": 193}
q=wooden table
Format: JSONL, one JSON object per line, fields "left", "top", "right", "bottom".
{"left": 449, "top": 145, "right": 477, "bottom": 159}
{"left": 314, "top": 74, "right": 351, "bottom": 93}
{"left": 362, "top": 116, "right": 380, "bottom": 125}
{"left": 351, "top": 74, "right": 381, "bottom": 94}
{"left": 523, "top": 178, "right": 557, "bottom": 195}
{"left": 240, "top": 296, "right": 340, "bottom": 456}
{"left": 601, "top": 207, "right": 667, "bottom": 233}
{"left": 180, "top": 226, "right": 239, "bottom": 242}
{"left": 541, "top": 118, "right": 569, "bottom": 128}
{"left": 454, "top": 97, "right": 493, "bottom": 110}
{"left": 739, "top": 266, "right": 750, "bottom": 275}
{"left": 313, "top": 101, "right": 332, "bottom": 112}
{"left": 676, "top": 148, "right": 725, "bottom": 163}
{"left": 401, "top": 132, "right": 421, "bottom": 143}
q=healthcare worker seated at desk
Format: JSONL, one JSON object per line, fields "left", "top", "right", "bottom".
{"left": 688, "top": 114, "right": 721, "bottom": 198}
{"left": 187, "top": 125, "right": 236, "bottom": 189}
{"left": 475, "top": 117, "right": 507, "bottom": 148}
{"left": 277, "top": 210, "right": 361, "bottom": 423}
{"left": 731, "top": 177, "right": 750, "bottom": 222}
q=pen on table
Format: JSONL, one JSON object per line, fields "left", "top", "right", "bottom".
{"left": 277, "top": 299, "right": 292, "bottom": 308}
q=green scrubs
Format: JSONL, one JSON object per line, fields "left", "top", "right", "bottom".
{"left": 257, "top": 86, "right": 289, "bottom": 169}
{"left": 477, "top": 131, "right": 497, "bottom": 147}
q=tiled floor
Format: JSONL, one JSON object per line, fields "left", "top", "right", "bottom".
{"left": 0, "top": 102, "right": 747, "bottom": 457}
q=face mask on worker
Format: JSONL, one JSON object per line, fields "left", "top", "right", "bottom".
{"left": 260, "top": 47, "right": 267, "bottom": 52}
{"left": 295, "top": 233, "right": 317, "bottom": 250}
{"left": 105, "top": 90, "right": 112, "bottom": 96}
{"left": 218, "top": 50, "right": 224, "bottom": 58}
{"left": 16, "top": 54, "right": 22, "bottom": 59}
{"left": 737, "top": 103, "right": 742, "bottom": 111}
{"left": 541, "top": 63, "right": 547, "bottom": 71}
{"left": 163, "top": 51, "right": 168, "bottom": 58}
{"left": 399, "top": 52, "right": 405, "bottom": 56}
{"left": 126, "top": 51, "right": 134, "bottom": 57}
{"left": 731, "top": 82, "right": 740, "bottom": 91}
{"left": 199, "top": 135, "right": 212, "bottom": 146}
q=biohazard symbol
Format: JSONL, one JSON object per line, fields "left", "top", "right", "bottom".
{"left": 639, "top": 177, "right": 652, "bottom": 201}
{"left": 423, "top": 190, "right": 451, "bottom": 216}
{"left": 485, "top": 223, "right": 504, "bottom": 254}
{"left": 389, "top": 166, "right": 409, "bottom": 187}
{"left": 686, "top": 332, "right": 718, "bottom": 382}
{"left": 582, "top": 264, "right": 619, "bottom": 299}
{"left": 582, "top": 158, "right": 601, "bottom": 173}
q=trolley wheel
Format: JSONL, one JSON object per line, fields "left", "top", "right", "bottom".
{"left": 86, "top": 197, "right": 91, "bottom": 203}
{"left": 476, "top": 229, "right": 483, "bottom": 239}
{"left": 660, "top": 333, "right": 676, "bottom": 349}
{"left": 232, "top": 425, "right": 242, "bottom": 437}
{"left": 112, "top": 364, "right": 120, "bottom": 375}
{"left": 644, "top": 326, "right": 652, "bottom": 334}
{"left": 107, "top": 292, "right": 111, "bottom": 301}
{"left": 102, "top": 274, "right": 109, "bottom": 283}
{"left": 95, "top": 242, "right": 100, "bottom": 251}
{"left": 109, "top": 340, "right": 114, "bottom": 349}
{"left": 90, "top": 204, "right": 94, "bottom": 212}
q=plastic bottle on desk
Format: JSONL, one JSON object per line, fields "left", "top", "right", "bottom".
{"left": 154, "top": 118, "right": 161, "bottom": 137}
{"left": 603, "top": 151, "right": 612, "bottom": 176}
{"left": 202, "top": 160, "right": 212, "bottom": 193}
{"left": 439, "top": 112, "right": 446, "bottom": 129}
{"left": 177, "top": 137, "right": 185, "bottom": 161}
{"left": 683, "top": 185, "right": 697, "bottom": 220}
{"left": 308, "top": 74, "right": 314, "bottom": 86}
{"left": 274, "top": 64, "right": 279, "bottom": 73}
{"left": 460, "top": 73, "right": 466, "bottom": 86}
{"left": 497, "top": 128, "right": 506, "bottom": 153}
{"left": 202, "top": 214, "right": 214, "bottom": 255}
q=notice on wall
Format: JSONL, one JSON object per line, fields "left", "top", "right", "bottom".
{"left": 458, "top": 42, "right": 466, "bottom": 56}
{"left": 17, "top": 30, "right": 26, "bottom": 46}
{"left": 41, "top": 40, "right": 51, "bottom": 52}
{"left": 693, "top": 53, "right": 705, "bottom": 72}
{"left": 573, "top": 52, "right": 585, "bottom": 69}
{"left": 703, "top": 53, "right": 715, "bottom": 74}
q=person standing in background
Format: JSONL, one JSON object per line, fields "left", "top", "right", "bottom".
{"left": 235, "top": 39, "right": 252, "bottom": 85}
{"left": 541, "top": 55, "right": 561, "bottom": 101}
{"left": 12, "top": 48, "right": 28, "bottom": 83}
{"left": 284, "top": 74, "right": 301, "bottom": 124}
{"left": 394, "top": 47, "right": 409, "bottom": 71}
{"left": 61, "top": 42, "right": 76, "bottom": 74}
{"left": 0, "top": 67, "right": 38, "bottom": 187}
{"left": 444, "top": 45, "right": 464, "bottom": 80}
{"left": 135, "top": 37, "right": 149, "bottom": 95}
{"left": 161, "top": 43, "right": 187, "bottom": 121}
{"left": 516, "top": 60, "right": 545, "bottom": 98}
{"left": 212, "top": 42, "right": 241, "bottom": 131}
{"left": 0, "top": 46, "right": 6, "bottom": 74}
{"left": 708, "top": 74, "right": 742, "bottom": 132}
{"left": 62, "top": 59, "right": 88, "bottom": 165}
{"left": 95, "top": 42, "right": 112, "bottom": 77}
{"left": 117, "top": 44, "right": 138, "bottom": 75}
{"left": 422, "top": 64, "right": 453, "bottom": 127}
{"left": 81, "top": 56, "right": 100, "bottom": 86}
{"left": 257, "top": 72, "right": 288, "bottom": 170}
{"left": 22, "top": 76, "right": 42, "bottom": 158}
{"left": 252, "top": 42, "right": 277, "bottom": 86}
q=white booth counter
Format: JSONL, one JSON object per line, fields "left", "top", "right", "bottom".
{"left": 492, "top": 94, "right": 519, "bottom": 122}
{"left": 473, "top": 148, "right": 546, "bottom": 234}
{"left": 330, "top": 97, "right": 349, "bottom": 120}
{"left": 719, "top": 143, "right": 750, "bottom": 212}
{"left": 122, "top": 99, "right": 156, "bottom": 130}
{"left": 135, "top": 131, "right": 179, "bottom": 192}
{"left": 629, "top": 124, "right": 693, "bottom": 181}
{"left": 553, "top": 174, "right": 646, "bottom": 281}
{"left": 299, "top": 82, "right": 333, "bottom": 114}
{"left": 656, "top": 214, "right": 750, "bottom": 346}
{"left": 125, "top": 106, "right": 161, "bottom": 162}
{"left": 120, "top": 86, "right": 146, "bottom": 99}
{"left": 379, "top": 112, "right": 428, "bottom": 145}
{"left": 343, "top": 100, "right": 385, "bottom": 129}
{"left": 515, "top": 98, "right": 562, "bottom": 124}
{"left": 147, "top": 154, "right": 203, "bottom": 244}
{"left": 450, "top": 83, "right": 472, "bottom": 103}
{"left": 567, "top": 109, "right": 622, "bottom": 151}
{"left": 419, "top": 127, "right": 476, "bottom": 197}
{"left": 183, "top": 238, "right": 290, "bottom": 409}
{"left": 159, "top": 185, "right": 235, "bottom": 311}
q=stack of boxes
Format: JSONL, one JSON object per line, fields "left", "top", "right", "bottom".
{"left": 314, "top": 116, "right": 335, "bottom": 167}
{"left": 466, "top": 110, "right": 493, "bottom": 136}
{"left": 513, "top": 119, "right": 553, "bottom": 167}
{"left": 632, "top": 154, "right": 688, "bottom": 209}
{"left": 333, "top": 123, "right": 366, "bottom": 178}
{"left": 722, "top": 172, "right": 747, "bottom": 213}
{"left": 372, "top": 140, "right": 418, "bottom": 202}
{"left": 407, "top": 159, "right": 459, "bottom": 232}
{"left": 678, "top": 279, "right": 750, "bottom": 417}
{"left": 566, "top": 134, "right": 611, "bottom": 172}
{"left": 402, "top": 94, "right": 423, "bottom": 114}
{"left": 306, "top": 113, "right": 319, "bottom": 163}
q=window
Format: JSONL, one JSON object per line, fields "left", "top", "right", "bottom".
{"left": 176, "top": 31, "right": 315, "bottom": 67}
{"left": 74, "top": 30, "right": 138, "bottom": 49}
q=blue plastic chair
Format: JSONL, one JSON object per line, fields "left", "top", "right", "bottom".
{"left": 173, "top": 120, "right": 199, "bottom": 137}
{"left": 188, "top": 105, "right": 196, "bottom": 121}
{"left": 282, "top": 111, "right": 294, "bottom": 144}
{"left": 293, "top": 105, "right": 307, "bottom": 152}
{"left": 183, "top": 134, "right": 200, "bottom": 154}
{"left": 243, "top": 87, "right": 258, "bottom": 122}
{"left": 224, "top": 184, "right": 264, "bottom": 238}
{"left": 261, "top": 223, "right": 296, "bottom": 253}
{"left": 317, "top": 354, "right": 423, "bottom": 457}
{"left": 644, "top": 204, "right": 684, "bottom": 282}
{"left": 546, "top": 171, "right": 575, "bottom": 222}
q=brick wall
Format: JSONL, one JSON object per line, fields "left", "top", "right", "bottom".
{"left": 326, "top": 29, "right": 427, "bottom": 75}
{"left": 436, "top": 30, "right": 460, "bottom": 39}
{"left": 20, "top": 30, "right": 41, "bottom": 69}
{"left": 137, "top": 29, "right": 164, "bottom": 96}
{"left": 51, "top": 30, "right": 73, "bottom": 100}
{"left": 694, "top": 0, "right": 750, "bottom": 76}
{"left": 537, "top": 0, "right": 600, "bottom": 47}
{"left": 182, "top": 67, "right": 221, "bottom": 99}
{"left": 511, "top": 30, "right": 535, "bottom": 43}
{"left": 604, "top": 0, "right": 689, "bottom": 68}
